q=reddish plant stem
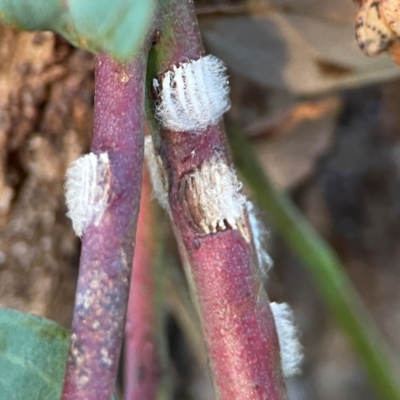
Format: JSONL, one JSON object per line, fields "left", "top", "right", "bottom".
{"left": 161, "top": 129, "right": 287, "bottom": 400}
{"left": 61, "top": 52, "right": 148, "bottom": 400}
{"left": 151, "top": 1, "right": 288, "bottom": 399}
{"left": 124, "top": 166, "right": 160, "bottom": 400}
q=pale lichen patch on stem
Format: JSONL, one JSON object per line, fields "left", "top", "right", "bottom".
{"left": 68, "top": 333, "right": 91, "bottom": 389}
{"left": 65, "top": 152, "right": 111, "bottom": 237}
{"left": 100, "top": 347, "right": 113, "bottom": 368}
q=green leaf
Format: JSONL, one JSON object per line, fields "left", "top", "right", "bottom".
{"left": 0, "top": 0, "right": 155, "bottom": 60}
{"left": 0, "top": 308, "right": 69, "bottom": 400}
{"left": 0, "top": 309, "right": 117, "bottom": 400}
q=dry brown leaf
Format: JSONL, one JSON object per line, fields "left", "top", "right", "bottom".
{"left": 354, "top": 0, "right": 400, "bottom": 66}
{"left": 199, "top": 0, "right": 400, "bottom": 94}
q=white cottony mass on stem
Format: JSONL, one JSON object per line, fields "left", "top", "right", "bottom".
{"left": 271, "top": 302, "right": 303, "bottom": 378}
{"left": 154, "top": 55, "right": 230, "bottom": 132}
{"left": 65, "top": 152, "right": 111, "bottom": 237}
{"left": 181, "top": 156, "right": 248, "bottom": 238}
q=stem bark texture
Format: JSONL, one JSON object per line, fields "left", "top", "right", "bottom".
{"left": 62, "top": 53, "right": 147, "bottom": 400}
{"left": 150, "top": 1, "right": 288, "bottom": 398}
{"left": 124, "top": 167, "right": 160, "bottom": 400}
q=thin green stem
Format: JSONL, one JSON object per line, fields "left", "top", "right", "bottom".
{"left": 228, "top": 123, "right": 400, "bottom": 400}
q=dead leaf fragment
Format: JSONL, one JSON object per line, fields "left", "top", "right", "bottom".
{"left": 354, "top": 0, "right": 400, "bottom": 66}
{"left": 354, "top": 0, "right": 395, "bottom": 57}
{"left": 382, "top": 0, "right": 400, "bottom": 36}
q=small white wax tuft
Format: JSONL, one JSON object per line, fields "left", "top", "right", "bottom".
{"left": 65, "top": 152, "right": 110, "bottom": 237}
{"left": 154, "top": 55, "right": 230, "bottom": 132}
{"left": 271, "top": 302, "right": 304, "bottom": 378}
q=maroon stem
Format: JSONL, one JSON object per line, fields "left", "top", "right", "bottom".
{"left": 162, "top": 128, "right": 287, "bottom": 400}
{"left": 151, "top": 1, "right": 288, "bottom": 399}
{"left": 61, "top": 52, "right": 148, "bottom": 400}
{"left": 124, "top": 167, "right": 160, "bottom": 400}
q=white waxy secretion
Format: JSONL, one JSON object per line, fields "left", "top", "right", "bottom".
{"left": 246, "top": 201, "right": 273, "bottom": 278}
{"left": 65, "top": 152, "right": 110, "bottom": 237}
{"left": 270, "top": 302, "right": 303, "bottom": 378}
{"left": 154, "top": 55, "right": 230, "bottom": 132}
{"left": 182, "top": 157, "right": 247, "bottom": 235}
{"left": 144, "top": 135, "right": 170, "bottom": 212}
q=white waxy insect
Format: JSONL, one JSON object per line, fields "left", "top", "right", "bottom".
{"left": 355, "top": 0, "right": 395, "bottom": 56}
{"left": 154, "top": 55, "right": 231, "bottom": 132}
{"left": 65, "top": 152, "right": 111, "bottom": 237}
{"left": 181, "top": 157, "right": 248, "bottom": 239}
{"left": 270, "top": 302, "right": 303, "bottom": 379}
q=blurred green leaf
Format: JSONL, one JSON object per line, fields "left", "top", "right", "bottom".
{"left": 0, "top": 0, "right": 155, "bottom": 60}
{"left": 0, "top": 308, "right": 69, "bottom": 400}
{"left": 0, "top": 309, "right": 117, "bottom": 400}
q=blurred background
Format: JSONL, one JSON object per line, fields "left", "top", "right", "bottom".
{"left": 0, "top": 0, "right": 400, "bottom": 399}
